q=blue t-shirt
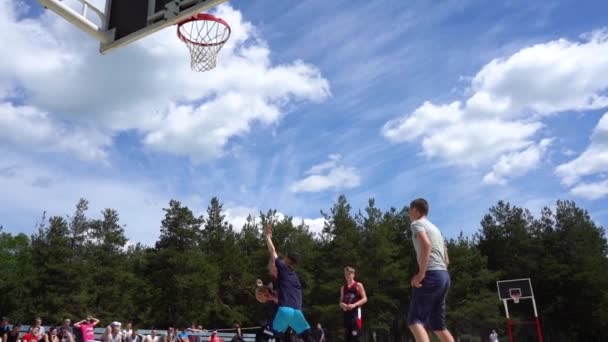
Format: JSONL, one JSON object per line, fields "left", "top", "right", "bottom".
{"left": 275, "top": 258, "right": 303, "bottom": 309}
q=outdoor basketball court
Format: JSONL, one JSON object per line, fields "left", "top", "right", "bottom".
{"left": 37, "top": 0, "right": 231, "bottom": 71}
{"left": 35, "top": 1, "right": 552, "bottom": 340}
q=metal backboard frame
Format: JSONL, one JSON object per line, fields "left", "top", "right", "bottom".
{"left": 496, "top": 278, "right": 534, "bottom": 301}
{"left": 37, "top": 0, "right": 228, "bottom": 54}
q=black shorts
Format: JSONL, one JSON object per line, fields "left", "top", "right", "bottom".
{"left": 343, "top": 312, "right": 361, "bottom": 341}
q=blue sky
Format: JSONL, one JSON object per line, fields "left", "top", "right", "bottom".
{"left": 1, "top": 0, "right": 608, "bottom": 245}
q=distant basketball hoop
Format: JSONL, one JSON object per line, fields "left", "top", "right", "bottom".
{"left": 497, "top": 278, "right": 543, "bottom": 342}
{"left": 177, "top": 13, "right": 231, "bottom": 72}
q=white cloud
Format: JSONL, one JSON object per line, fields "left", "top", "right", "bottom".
{"left": 467, "top": 29, "right": 608, "bottom": 117}
{"left": 224, "top": 206, "right": 325, "bottom": 235}
{"left": 0, "top": 102, "right": 110, "bottom": 160}
{"left": 483, "top": 138, "right": 552, "bottom": 185}
{"left": 555, "top": 112, "right": 608, "bottom": 199}
{"left": 0, "top": 151, "right": 167, "bottom": 246}
{"left": 289, "top": 155, "right": 361, "bottom": 193}
{"left": 383, "top": 29, "right": 608, "bottom": 184}
{"left": 570, "top": 180, "right": 608, "bottom": 200}
{"left": 0, "top": 0, "right": 330, "bottom": 162}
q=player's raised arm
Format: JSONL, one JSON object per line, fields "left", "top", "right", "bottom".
{"left": 264, "top": 224, "right": 278, "bottom": 260}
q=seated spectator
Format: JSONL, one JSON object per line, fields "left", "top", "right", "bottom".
{"left": 144, "top": 329, "right": 159, "bottom": 342}
{"left": 74, "top": 316, "right": 100, "bottom": 342}
{"left": 58, "top": 326, "right": 74, "bottom": 342}
{"left": 3, "top": 323, "right": 20, "bottom": 342}
{"left": 44, "top": 327, "right": 59, "bottom": 342}
{"left": 33, "top": 318, "right": 45, "bottom": 341}
{"left": 61, "top": 319, "right": 73, "bottom": 335}
{"left": 125, "top": 329, "right": 143, "bottom": 342}
{"left": 187, "top": 326, "right": 199, "bottom": 342}
{"left": 23, "top": 327, "right": 41, "bottom": 342}
{"left": 122, "top": 322, "right": 133, "bottom": 337}
{"left": 104, "top": 322, "right": 122, "bottom": 342}
{"left": 187, "top": 324, "right": 202, "bottom": 333}
{"left": 0, "top": 317, "right": 10, "bottom": 337}
{"left": 230, "top": 324, "right": 243, "bottom": 342}
{"left": 177, "top": 329, "right": 189, "bottom": 342}
{"left": 208, "top": 332, "right": 222, "bottom": 342}
{"left": 164, "top": 327, "right": 178, "bottom": 342}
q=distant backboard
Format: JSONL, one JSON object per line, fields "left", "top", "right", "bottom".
{"left": 37, "top": 0, "right": 229, "bottom": 53}
{"left": 497, "top": 278, "right": 534, "bottom": 301}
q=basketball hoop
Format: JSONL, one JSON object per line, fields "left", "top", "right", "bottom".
{"left": 511, "top": 293, "right": 521, "bottom": 304}
{"left": 177, "top": 13, "right": 231, "bottom": 72}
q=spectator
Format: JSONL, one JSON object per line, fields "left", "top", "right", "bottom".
{"left": 187, "top": 325, "right": 202, "bottom": 333}
{"left": 208, "top": 332, "right": 222, "bottom": 342}
{"left": 23, "top": 327, "right": 41, "bottom": 342}
{"left": 74, "top": 316, "right": 100, "bottom": 342}
{"left": 44, "top": 327, "right": 59, "bottom": 342}
{"left": 0, "top": 317, "right": 10, "bottom": 337}
{"left": 58, "top": 326, "right": 74, "bottom": 342}
{"left": 61, "top": 319, "right": 73, "bottom": 335}
{"left": 3, "top": 323, "right": 21, "bottom": 342}
{"left": 33, "top": 318, "right": 46, "bottom": 341}
{"left": 123, "top": 322, "right": 133, "bottom": 337}
{"left": 230, "top": 324, "right": 243, "bottom": 342}
{"left": 125, "top": 329, "right": 143, "bottom": 342}
{"left": 187, "top": 326, "right": 200, "bottom": 342}
{"left": 144, "top": 329, "right": 159, "bottom": 342}
{"left": 312, "top": 324, "right": 324, "bottom": 342}
{"left": 489, "top": 330, "right": 498, "bottom": 342}
{"left": 177, "top": 329, "right": 189, "bottom": 342}
{"left": 164, "top": 327, "right": 178, "bottom": 342}
{"left": 104, "top": 322, "right": 122, "bottom": 342}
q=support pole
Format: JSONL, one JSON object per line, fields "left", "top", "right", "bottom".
{"left": 503, "top": 300, "right": 514, "bottom": 342}
{"left": 506, "top": 319, "right": 514, "bottom": 342}
{"left": 532, "top": 298, "right": 543, "bottom": 342}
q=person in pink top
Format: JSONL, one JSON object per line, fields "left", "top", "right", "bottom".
{"left": 74, "top": 316, "right": 100, "bottom": 342}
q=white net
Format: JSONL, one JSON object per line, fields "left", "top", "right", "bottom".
{"left": 512, "top": 294, "right": 520, "bottom": 304}
{"left": 178, "top": 14, "right": 231, "bottom": 72}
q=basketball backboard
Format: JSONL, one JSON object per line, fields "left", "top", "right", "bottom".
{"left": 497, "top": 278, "right": 534, "bottom": 301}
{"left": 37, "top": 0, "right": 229, "bottom": 53}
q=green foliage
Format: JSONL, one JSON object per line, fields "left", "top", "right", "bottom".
{"left": 0, "top": 196, "right": 606, "bottom": 341}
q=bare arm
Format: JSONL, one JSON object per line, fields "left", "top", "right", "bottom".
{"left": 351, "top": 283, "right": 368, "bottom": 308}
{"left": 444, "top": 244, "right": 450, "bottom": 267}
{"left": 339, "top": 286, "right": 347, "bottom": 310}
{"left": 268, "top": 256, "right": 277, "bottom": 279}
{"left": 264, "top": 225, "right": 278, "bottom": 260}
{"left": 416, "top": 231, "right": 432, "bottom": 275}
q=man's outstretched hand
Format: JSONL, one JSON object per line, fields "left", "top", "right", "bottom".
{"left": 264, "top": 224, "right": 273, "bottom": 238}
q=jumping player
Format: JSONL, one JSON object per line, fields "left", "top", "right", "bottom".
{"left": 407, "top": 198, "right": 454, "bottom": 342}
{"left": 263, "top": 224, "right": 313, "bottom": 342}
{"left": 340, "top": 266, "right": 367, "bottom": 342}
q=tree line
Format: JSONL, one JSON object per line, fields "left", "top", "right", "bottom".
{"left": 0, "top": 196, "right": 607, "bottom": 341}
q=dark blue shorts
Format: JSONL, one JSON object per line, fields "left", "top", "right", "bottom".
{"left": 407, "top": 270, "right": 450, "bottom": 331}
